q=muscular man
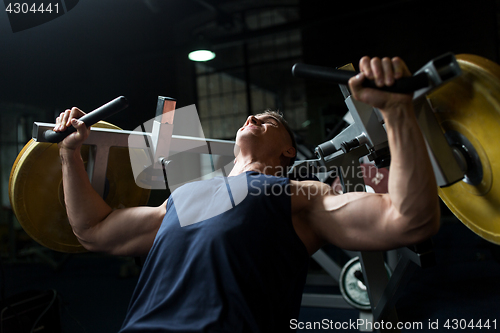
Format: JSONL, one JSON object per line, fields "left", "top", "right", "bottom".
{"left": 55, "top": 56, "right": 440, "bottom": 332}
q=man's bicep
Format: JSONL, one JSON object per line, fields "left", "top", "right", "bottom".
{"left": 81, "top": 202, "right": 167, "bottom": 256}
{"left": 307, "top": 192, "right": 403, "bottom": 251}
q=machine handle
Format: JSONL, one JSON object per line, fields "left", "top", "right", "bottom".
{"left": 43, "top": 96, "right": 129, "bottom": 143}
{"left": 291, "top": 63, "right": 429, "bottom": 94}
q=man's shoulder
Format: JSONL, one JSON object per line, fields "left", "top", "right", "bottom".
{"left": 289, "top": 179, "right": 332, "bottom": 196}
{"left": 288, "top": 179, "right": 334, "bottom": 212}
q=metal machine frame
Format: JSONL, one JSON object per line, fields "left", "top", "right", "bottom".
{"left": 32, "top": 98, "right": 236, "bottom": 195}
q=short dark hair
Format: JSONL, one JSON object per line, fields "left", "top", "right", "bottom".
{"left": 256, "top": 110, "right": 297, "bottom": 167}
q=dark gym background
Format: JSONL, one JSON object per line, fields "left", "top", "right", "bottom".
{"left": 1, "top": 0, "right": 500, "bottom": 332}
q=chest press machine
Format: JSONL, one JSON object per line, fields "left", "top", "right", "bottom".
{"left": 9, "top": 53, "right": 500, "bottom": 331}
{"left": 291, "top": 52, "right": 500, "bottom": 331}
{"left": 291, "top": 53, "right": 461, "bottom": 330}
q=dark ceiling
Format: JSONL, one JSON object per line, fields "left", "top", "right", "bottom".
{"left": 0, "top": 0, "right": 498, "bottom": 131}
{"left": 0, "top": 0, "right": 300, "bottom": 128}
{"left": 0, "top": 0, "right": 207, "bottom": 110}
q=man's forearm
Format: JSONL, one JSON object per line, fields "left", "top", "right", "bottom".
{"left": 383, "top": 104, "right": 440, "bottom": 225}
{"left": 60, "top": 147, "right": 113, "bottom": 240}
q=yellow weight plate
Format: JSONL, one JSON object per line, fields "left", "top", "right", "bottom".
{"left": 429, "top": 54, "right": 500, "bottom": 244}
{"left": 9, "top": 121, "right": 151, "bottom": 253}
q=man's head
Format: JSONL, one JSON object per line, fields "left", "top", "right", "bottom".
{"left": 256, "top": 110, "right": 297, "bottom": 167}
{"left": 235, "top": 110, "right": 297, "bottom": 173}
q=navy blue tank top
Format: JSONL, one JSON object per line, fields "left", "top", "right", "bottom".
{"left": 119, "top": 171, "right": 309, "bottom": 332}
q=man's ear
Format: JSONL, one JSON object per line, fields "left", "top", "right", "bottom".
{"left": 283, "top": 146, "right": 296, "bottom": 158}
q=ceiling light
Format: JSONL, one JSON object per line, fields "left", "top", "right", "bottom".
{"left": 188, "top": 49, "right": 216, "bottom": 62}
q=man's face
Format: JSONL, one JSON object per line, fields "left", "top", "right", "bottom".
{"left": 235, "top": 114, "right": 293, "bottom": 158}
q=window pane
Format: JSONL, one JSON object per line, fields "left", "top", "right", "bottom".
{"left": 194, "top": 7, "right": 304, "bottom": 140}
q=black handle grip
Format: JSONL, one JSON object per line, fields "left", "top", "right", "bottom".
{"left": 44, "top": 96, "right": 129, "bottom": 143}
{"left": 291, "top": 63, "right": 429, "bottom": 94}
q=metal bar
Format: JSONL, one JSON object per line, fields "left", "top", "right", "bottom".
{"left": 311, "top": 249, "right": 342, "bottom": 282}
{"left": 359, "top": 311, "right": 374, "bottom": 332}
{"left": 359, "top": 251, "right": 400, "bottom": 332}
{"left": 414, "top": 98, "right": 464, "bottom": 187}
{"left": 90, "top": 145, "right": 111, "bottom": 198}
{"left": 42, "top": 96, "right": 128, "bottom": 143}
{"left": 372, "top": 257, "right": 417, "bottom": 322}
{"left": 386, "top": 250, "right": 399, "bottom": 271}
{"left": 292, "top": 63, "right": 429, "bottom": 94}
{"left": 32, "top": 123, "right": 236, "bottom": 157}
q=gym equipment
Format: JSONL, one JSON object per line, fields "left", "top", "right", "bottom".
{"left": 9, "top": 121, "right": 151, "bottom": 253}
{"left": 292, "top": 52, "right": 500, "bottom": 332}
{"left": 429, "top": 54, "right": 500, "bottom": 245}
{"left": 339, "top": 256, "right": 392, "bottom": 311}
{"left": 292, "top": 53, "right": 500, "bottom": 245}
{"left": 9, "top": 97, "right": 235, "bottom": 252}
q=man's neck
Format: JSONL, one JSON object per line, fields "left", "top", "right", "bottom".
{"left": 229, "top": 155, "right": 285, "bottom": 177}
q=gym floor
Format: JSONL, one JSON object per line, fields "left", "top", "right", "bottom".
{"left": 2, "top": 212, "right": 500, "bottom": 333}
